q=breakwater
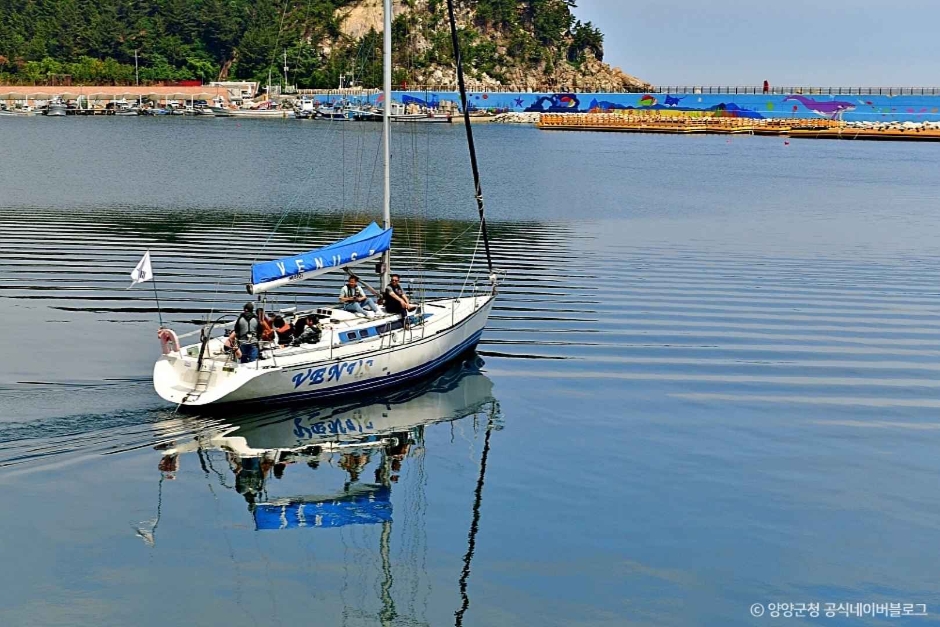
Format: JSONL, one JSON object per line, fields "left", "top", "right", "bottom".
{"left": 535, "top": 112, "right": 940, "bottom": 141}
{"left": 396, "top": 90, "right": 940, "bottom": 123}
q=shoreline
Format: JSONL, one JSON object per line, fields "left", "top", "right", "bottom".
{"left": 5, "top": 87, "right": 940, "bottom": 124}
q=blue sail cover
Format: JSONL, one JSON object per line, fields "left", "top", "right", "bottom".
{"left": 250, "top": 222, "right": 392, "bottom": 292}
{"left": 254, "top": 487, "right": 392, "bottom": 530}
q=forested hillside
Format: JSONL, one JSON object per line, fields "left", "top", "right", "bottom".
{"left": 0, "top": 0, "right": 644, "bottom": 90}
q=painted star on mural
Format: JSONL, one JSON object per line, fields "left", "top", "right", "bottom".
{"left": 514, "top": 97, "right": 524, "bottom": 107}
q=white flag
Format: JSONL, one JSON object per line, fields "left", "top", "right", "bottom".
{"left": 129, "top": 250, "right": 153, "bottom": 288}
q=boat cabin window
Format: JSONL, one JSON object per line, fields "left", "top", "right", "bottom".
{"left": 338, "top": 319, "right": 410, "bottom": 344}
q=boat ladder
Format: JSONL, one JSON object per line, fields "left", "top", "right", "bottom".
{"left": 183, "top": 364, "right": 214, "bottom": 404}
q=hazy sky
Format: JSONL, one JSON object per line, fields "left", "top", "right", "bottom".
{"left": 573, "top": 0, "right": 940, "bottom": 87}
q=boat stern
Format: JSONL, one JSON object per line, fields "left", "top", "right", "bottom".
{"left": 153, "top": 354, "right": 267, "bottom": 407}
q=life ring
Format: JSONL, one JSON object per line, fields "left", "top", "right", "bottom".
{"left": 158, "top": 328, "right": 181, "bottom": 355}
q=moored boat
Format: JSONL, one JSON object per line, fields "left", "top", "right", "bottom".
{"left": 212, "top": 99, "right": 294, "bottom": 118}
{"left": 45, "top": 97, "right": 68, "bottom": 117}
{"left": 354, "top": 101, "right": 453, "bottom": 123}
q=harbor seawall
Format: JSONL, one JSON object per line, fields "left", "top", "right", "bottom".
{"left": 393, "top": 90, "right": 940, "bottom": 123}
{"left": 6, "top": 86, "right": 940, "bottom": 124}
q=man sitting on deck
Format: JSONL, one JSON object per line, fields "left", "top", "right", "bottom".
{"left": 383, "top": 274, "right": 417, "bottom": 324}
{"left": 339, "top": 275, "right": 379, "bottom": 317}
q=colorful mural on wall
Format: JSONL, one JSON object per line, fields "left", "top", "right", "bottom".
{"left": 392, "top": 90, "right": 940, "bottom": 122}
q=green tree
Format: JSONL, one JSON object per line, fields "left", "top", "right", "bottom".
{"left": 527, "top": 0, "right": 575, "bottom": 47}
{"left": 569, "top": 19, "right": 603, "bottom": 61}
{"left": 0, "top": 0, "right": 613, "bottom": 87}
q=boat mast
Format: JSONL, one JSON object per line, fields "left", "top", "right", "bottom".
{"left": 381, "top": 0, "right": 392, "bottom": 289}
{"left": 446, "top": 0, "right": 495, "bottom": 280}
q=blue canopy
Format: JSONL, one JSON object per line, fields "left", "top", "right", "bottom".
{"left": 249, "top": 222, "right": 392, "bottom": 293}
{"left": 254, "top": 486, "right": 392, "bottom": 530}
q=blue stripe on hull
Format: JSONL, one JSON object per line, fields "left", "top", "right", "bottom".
{"left": 221, "top": 329, "right": 484, "bottom": 408}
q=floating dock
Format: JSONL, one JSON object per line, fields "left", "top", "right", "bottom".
{"left": 536, "top": 113, "right": 940, "bottom": 141}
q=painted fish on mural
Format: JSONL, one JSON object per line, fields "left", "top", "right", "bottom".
{"left": 524, "top": 93, "right": 582, "bottom": 113}
{"left": 783, "top": 95, "right": 856, "bottom": 119}
{"left": 638, "top": 94, "right": 658, "bottom": 107}
{"left": 664, "top": 95, "right": 686, "bottom": 107}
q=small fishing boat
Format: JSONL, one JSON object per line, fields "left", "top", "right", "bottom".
{"left": 223, "top": 107, "right": 294, "bottom": 118}
{"left": 7, "top": 106, "right": 40, "bottom": 116}
{"left": 212, "top": 99, "right": 294, "bottom": 118}
{"left": 44, "top": 97, "right": 68, "bottom": 117}
{"left": 316, "top": 99, "right": 357, "bottom": 120}
{"left": 150, "top": 0, "right": 496, "bottom": 408}
{"left": 108, "top": 99, "right": 139, "bottom": 116}
{"left": 354, "top": 101, "right": 453, "bottom": 123}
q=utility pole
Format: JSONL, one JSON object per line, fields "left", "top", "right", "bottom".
{"left": 134, "top": 49, "right": 139, "bottom": 87}
{"left": 282, "top": 50, "right": 289, "bottom": 89}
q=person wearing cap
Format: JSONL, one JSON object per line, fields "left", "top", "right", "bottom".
{"left": 231, "top": 302, "right": 260, "bottom": 363}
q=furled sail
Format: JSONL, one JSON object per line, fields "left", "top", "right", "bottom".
{"left": 249, "top": 222, "right": 392, "bottom": 294}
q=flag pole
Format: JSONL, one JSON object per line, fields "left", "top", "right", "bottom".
{"left": 129, "top": 250, "right": 164, "bottom": 327}
{"left": 151, "top": 271, "right": 165, "bottom": 328}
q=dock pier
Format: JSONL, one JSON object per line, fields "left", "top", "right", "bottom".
{"left": 536, "top": 112, "right": 940, "bottom": 141}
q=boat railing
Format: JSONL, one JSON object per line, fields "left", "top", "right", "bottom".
{"left": 195, "top": 314, "right": 238, "bottom": 372}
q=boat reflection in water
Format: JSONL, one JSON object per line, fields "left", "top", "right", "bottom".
{"left": 155, "top": 358, "right": 498, "bottom": 531}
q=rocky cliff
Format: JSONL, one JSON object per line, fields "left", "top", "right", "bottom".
{"left": 333, "top": 0, "right": 647, "bottom": 91}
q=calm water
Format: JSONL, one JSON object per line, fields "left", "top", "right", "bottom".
{"left": 2, "top": 117, "right": 940, "bottom": 626}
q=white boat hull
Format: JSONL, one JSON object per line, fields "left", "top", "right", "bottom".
{"left": 154, "top": 294, "right": 494, "bottom": 408}
{"left": 211, "top": 107, "right": 294, "bottom": 118}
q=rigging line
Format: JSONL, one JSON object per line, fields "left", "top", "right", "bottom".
{"left": 421, "top": 117, "right": 431, "bottom": 304}
{"left": 446, "top": 0, "right": 494, "bottom": 276}
{"left": 255, "top": 117, "right": 347, "bottom": 260}
{"left": 266, "top": 0, "right": 292, "bottom": 91}
{"left": 352, "top": 120, "right": 368, "bottom": 211}
{"left": 298, "top": 117, "right": 347, "bottom": 242}
{"left": 207, "top": 207, "right": 243, "bottom": 322}
{"left": 421, "top": 222, "right": 478, "bottom": 262}
{"left": 407, "top": 121, "right": 428, "bottom": 302}
{"left": 454, "top": 421, "right": 494, "bottom": 627}
{"left": 458, "top": 222, "right": 483, "bottom": 300}
{"left": 410, "top": 126, "right": 421, "bottom": 282}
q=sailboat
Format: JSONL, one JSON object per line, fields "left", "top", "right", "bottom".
{"left": 152, "top": 0, "right": 497, "bottom": 408}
